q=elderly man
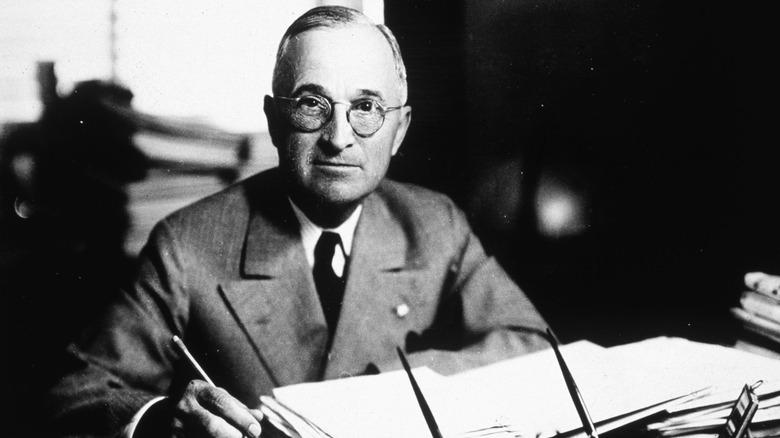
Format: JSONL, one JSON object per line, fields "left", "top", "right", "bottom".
{"left": 46, "top": 6, "right": 549, "bottom": 438}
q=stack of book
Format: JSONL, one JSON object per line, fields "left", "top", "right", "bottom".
{"left": 731, "top": 271, "right": 780, "bottom": 352}
{"left": 106, "top": 98, "right": 281, "bottom": 256}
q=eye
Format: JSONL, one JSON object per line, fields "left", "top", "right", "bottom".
{"left": 298, "top": 95, "right": 325, "bottom": 109}
{"left": 353, "top": 100, "right": 380, "bottom": 113}
{"left": 294, "top": 95, "right": 329, "bottom": 118}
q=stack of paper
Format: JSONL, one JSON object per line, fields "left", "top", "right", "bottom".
{"left": 124, "top": 169, "right": 229, "bottom": 255}
{"left": 133, "top": 131, "right": 249, "bottom": 171}
{"left": 645, "top": 384, "right": 780, "bottom": 437}
{"left": 260, "top": 395, "right": 336, "bottom": 438}
{"left": 271, "top": 366, "right": 475, "bottom": 438}
{"left": 731, "top": 272, "right": 780, "bottom": 349}
{"left": 267, "top": 337, "right": 780, "bottom": 438}
{"left": 634, "top": 339, "right": 780, "bottom": 437}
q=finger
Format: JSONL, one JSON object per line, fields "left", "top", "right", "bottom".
{"left": 745, "top": 272, "right": 780, "bottom": 298}
{"left": 171, "top": 416, "right": 246, "bottom": 438}
{"left": 199, "top": 386, "right": 263, "bottom": 438}
{"left": 190, "top": 410, "right": 245, "bottom": 438}
{"left": 248, "top": 408, "right": 265, "bottom": 425}
{"left": 173, "top": 405, "right": 244, "bottom": 438}
{"left": 745, "top": 272, "right": 767, "bottom": 289}
{"left": 234, "top": 400, "right": 264, "bottom": 425}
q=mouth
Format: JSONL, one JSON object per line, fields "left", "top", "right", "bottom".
{"left": 313, "top": 160, "right": 360, "bottom": 169}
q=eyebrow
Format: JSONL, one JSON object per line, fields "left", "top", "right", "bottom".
{"left": 355, "top": 89, "right": 385, "bottom": 102}
{"left": 289, "top": 84, "right": 386, "bottom": 103}
{"left": 290, "top": 83, "right": 327, "bottom": 97}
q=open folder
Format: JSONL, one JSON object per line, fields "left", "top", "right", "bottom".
{"left": 261, "top": 337, "right": 780, "bottom": 438}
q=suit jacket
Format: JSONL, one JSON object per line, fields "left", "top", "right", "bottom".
{"left": 45, "top": 168, "right": 548, "bottom": 437}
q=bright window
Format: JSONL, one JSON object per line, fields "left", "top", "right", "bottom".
{"left": 0, "top": 0, "right": 384, "bottom": 132}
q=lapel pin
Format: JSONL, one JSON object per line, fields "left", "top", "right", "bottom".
{"left": 394, "top": 303, "right": 410, "bottom": 318}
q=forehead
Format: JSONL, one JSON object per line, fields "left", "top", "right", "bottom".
{"left": 282, "top": 26, "right": 399, "bottom": 101}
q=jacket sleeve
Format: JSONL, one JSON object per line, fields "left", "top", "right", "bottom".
{"left": 44, "top": 220, "right": 189, "bottom": 438}
{"left": 388, "top": 199, "right": 550, "bottom": 375}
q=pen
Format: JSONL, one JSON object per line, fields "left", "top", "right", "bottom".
{"left": 547, "top": 328, "right": 600, "bottom": 438}
{"left": 172, "top": 336, "right": 266, "bottom": 438}
{"left": 172, "top": 335, "right": 215, "bottom": 386}
{"left": 396, "top": 346, "right": 444, "bottom": 438}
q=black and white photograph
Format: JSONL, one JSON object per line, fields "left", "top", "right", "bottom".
{"left": 1, "top": 1, "right": 779, "bottom": 437}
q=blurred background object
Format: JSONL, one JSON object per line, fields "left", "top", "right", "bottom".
{"left": 0, "top": 65, "right": 149, "bottom": 437}
{"left": 731, "top": 272, "right": 780, "bottom": 359}
{"left": 0, "top": 58, "right": 255, "bottom": 438}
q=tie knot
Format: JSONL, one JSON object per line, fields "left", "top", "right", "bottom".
{"left": 315, "top": 231, "right": 342, "bottom": 260}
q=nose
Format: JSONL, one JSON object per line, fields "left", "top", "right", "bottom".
{"left": 320, "top": 103, "right": 356, "bottom": 152}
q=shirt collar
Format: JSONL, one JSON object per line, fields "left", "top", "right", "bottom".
{"left": 288, "top": 198, "right": 362, "bottom": 267}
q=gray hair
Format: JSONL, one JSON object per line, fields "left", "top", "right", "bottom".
{"left": 271, "top": 6, "right": 408, "bottom": 104}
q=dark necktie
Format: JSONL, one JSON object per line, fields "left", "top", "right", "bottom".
{"left": 313, "top": 231, "right": 346, "bottom": 344}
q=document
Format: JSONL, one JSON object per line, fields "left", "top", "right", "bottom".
{"left": 270, "top": 338, "right": 780, "bottom": 438}
{"left": 272, "top": 366, "right": 459, "bottom": 438}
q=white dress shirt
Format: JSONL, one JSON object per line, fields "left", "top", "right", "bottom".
{"left": 288, "top": 198, "right": 361, "bottom": 277}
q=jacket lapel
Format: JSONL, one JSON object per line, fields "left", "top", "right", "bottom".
{"left": 324, "top": 192, "right": 432, "bottom": 378}
{"left": 219, "top": 187, "right": 329, "bottom": 386}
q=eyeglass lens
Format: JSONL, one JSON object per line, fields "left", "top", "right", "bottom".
{"left": 282, "top": 95, "right": 388, "bottom": 136}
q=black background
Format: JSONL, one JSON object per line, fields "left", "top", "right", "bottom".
{"left": 386, "top": 0, "right": 780, "bottom": 346}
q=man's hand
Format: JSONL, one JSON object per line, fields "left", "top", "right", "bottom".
{"left": 745, "top": 271, "right": 780, "bottom": 299}
{"left": 171, "top": 380, "right": 263, "bottom": 438}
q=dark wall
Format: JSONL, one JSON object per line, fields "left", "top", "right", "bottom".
{"left": 386, "top": 0, "right": 780, "bottom": 346}
{"left": 385, "top": 0, "right": 468, "bottom": 203}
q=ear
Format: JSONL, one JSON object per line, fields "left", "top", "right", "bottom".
{"left": 263, "top": 95, "right": 282, "bottom": 149}
{"left": 390, "top": 106, "right": 412, "bottom": 156}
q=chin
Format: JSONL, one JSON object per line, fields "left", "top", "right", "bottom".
{"left": 308, "top": 179, "right": 366, "bottom": 204}
{"left": 316, "top": 190, "right": 364, "bottom": 207}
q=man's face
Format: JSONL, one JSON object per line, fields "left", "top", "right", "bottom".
{"left": 265, "top": 25, "right": 411, "bottom": 210}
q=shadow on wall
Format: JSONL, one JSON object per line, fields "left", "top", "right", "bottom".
{"left": 0, "top": 65, "right": 148, "bottom": 436}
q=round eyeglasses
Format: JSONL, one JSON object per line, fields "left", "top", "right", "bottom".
{"left": 274, "top": 94, "right": 403, "bottom": 137}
